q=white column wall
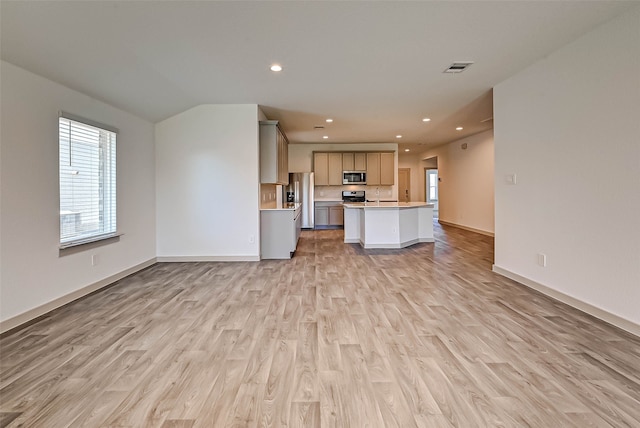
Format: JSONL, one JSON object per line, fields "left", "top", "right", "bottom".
{"left": 493, "top": 6, "right": 640, "bottom": 329}
{"left": 155, "top": 105, "right": 261, "bottom": 260}
{"left": 0, "top": 61, "right": 156, "bottom": 326}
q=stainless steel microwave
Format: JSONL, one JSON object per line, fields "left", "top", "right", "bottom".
{"left": 343, "top": 171, "right": 366, "bottom": 185}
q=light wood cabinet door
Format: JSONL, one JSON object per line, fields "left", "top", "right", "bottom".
{"left": 354, "top": 153, "right": 367, "bottom": 171}
{"left": 380, "top": 152, "right": 394, "bottom": 185}
{"left": 342, "top": 153, "right": 354, "bottom": 171}
{"left": 329, "top": 206, "right": 344, "bottom": 225}
{"left": 328, "top": 153, "right": 343, "bottom": 185}
{"left": 366, "top": 153, "right": 380, "bottom": 186}
{"left": 314, "top": 153, "right": 329, "bottom": 186}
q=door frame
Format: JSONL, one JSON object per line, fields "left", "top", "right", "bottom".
{"left": 398, "top": 168, "right": 411, "bottom": 202}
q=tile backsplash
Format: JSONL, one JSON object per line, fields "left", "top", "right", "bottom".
{"left": 314, "top": 185, "right": 393, "bottom": 200}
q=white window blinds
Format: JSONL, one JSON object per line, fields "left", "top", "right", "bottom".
{"left": 59, "top": 114, "right": 117, "bottom": 247}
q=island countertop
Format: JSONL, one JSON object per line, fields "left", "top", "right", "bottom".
{"left": 343, "top": 201, "right": 434, "bottom": 209}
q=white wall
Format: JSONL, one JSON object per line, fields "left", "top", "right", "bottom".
{"left": 493, "top": 6, "right": 640, "bottom": 330}
{"left": 416, "top": 130, "right": 495, "bottom": 234}
{"left": 0, "top": 61, "right": 156, "bottom": 326}
{"left": 288, "top": 143, "right": 399, "bottom": 201}
{"left": 155, "top": 105, "right": 261, "bottom": 261}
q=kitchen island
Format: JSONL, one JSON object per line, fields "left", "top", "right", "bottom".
{"left": 343, "top": 202, "right": 434, "bottom": 249}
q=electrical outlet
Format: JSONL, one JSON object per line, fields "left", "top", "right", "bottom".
{"left": 91, "top": 254, "right": 98, "bottom": 266}
{"left": 249, "top": 235, "right": 255, "bottom": 244}
{"left": 537, "top": 253, "right": 547, "bottom": 267}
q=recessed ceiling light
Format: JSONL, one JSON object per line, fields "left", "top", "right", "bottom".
{"left": 270, "top": 64, "right": 282, "bottom": 72}
{"left": 326, "top": 118, "right": 333, "bottom": 123}
{"left": 323, "top": 136, "right": 329, "bottom": 139}
{"left": 404, "top": 149, "right": 410, "bottom": 152}
{"left": 456, "top": 127, "right": 463, "bottom": 131}
{"left": 422, "top": 118, "right": 431, "bottom": 122}
{"left": 396, "top": 135, "right": 402, "bottom": 139}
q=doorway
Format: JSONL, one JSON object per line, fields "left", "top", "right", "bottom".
{"left": 425, "top": 168, "right": 439, "bottom": 218}
{"left": 398, "top": 168, "right": 411, "bottom": 202}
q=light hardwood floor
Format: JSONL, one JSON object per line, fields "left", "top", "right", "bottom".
{"left": 1, "top": 222, "right": 639, "bottom": 427}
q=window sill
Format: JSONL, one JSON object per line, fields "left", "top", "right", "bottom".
{"left": 59, "top": 233, "right": 122, "bottom": 255}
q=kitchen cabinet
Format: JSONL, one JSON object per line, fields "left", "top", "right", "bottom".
{"left": 354, "top": 153, "right": 367, "bottom": 171}
{"left": 329, "top": 206, "right": 344, "bottom": 225}
{"left": 380, "top": 152, "right": 394, "bottom": 185}
{"left": 343, "top": 153, "right": 367, "bottom": 171}
{"left": 366, "top": 153, "right": 380, "bottom": 185}
{"left": 343, "top": 153, "right": 354, "bottom": 171}
{"left": 366, "top": 152, "right": 394, "bottom": 185}
{"left": 314, "top": 153, "right": 329, "bottom": 185}
{"left": 315, "top": 206, "right": 329, "bottom": 226}
{"left": 313, "top": 152, "right": 342, "bottom": 186}
{"left": 260, "top": 120, "right": 289, "bottom": 185}
{"left": 328, "top": 153, "right": 342, "bottom": 185}
{"left": 260, "top": 204, "right": 301, "bottom": 259}
{"left": 315, "top": 202, "right": 343, "bottom": 227}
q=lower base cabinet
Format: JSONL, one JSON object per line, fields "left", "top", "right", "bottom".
{"left": 315, "top": 203, "right": 343, "bottom": 227}
{"left": 261, "top": 205, "right": 302, "bottom": 259}
{"left": 315, "top": 207, "right": 329, "bottom": 226}
{"left": 329, "top": 206, "right": 344, "bottom": 225}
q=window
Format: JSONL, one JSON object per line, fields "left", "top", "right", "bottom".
{"left": 59, "top": 113, "right": 117, "bottom": 248}
{"left": 427, "top": 169, "right": 438, "bottom": 202}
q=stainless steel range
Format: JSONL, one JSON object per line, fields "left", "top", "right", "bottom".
{"left": 342, "top": 190, "right": 365, "bottom": 203}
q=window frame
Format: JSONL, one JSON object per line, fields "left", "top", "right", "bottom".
{"left": 58, "top": 111, "right": 119, "bottom": 249}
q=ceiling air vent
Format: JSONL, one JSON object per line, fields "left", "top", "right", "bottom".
{"left": 314, "top": 125, "right": 325, "bottom": 129}
{"left": 443, "top": 61, "right": 474, "bottom": 73}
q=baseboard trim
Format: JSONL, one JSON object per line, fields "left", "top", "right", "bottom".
{"left": 0, "top": 258, "right": 157, "bottom": 335}
{"left": 438, "top": 220, "right": 494, "bottom": 237}
{"left": 492, "top": 265, "right": 640, "bottom": 338}
{"left": 157, "top": 255, "right": 260, "bottom": 262}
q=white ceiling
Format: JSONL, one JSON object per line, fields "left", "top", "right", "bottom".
{"left": 1, "top": 1, "right": 633, "bottom": 151}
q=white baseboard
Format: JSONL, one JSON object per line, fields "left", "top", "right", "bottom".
{"left": 1, "top": 258, "right": 157, "bottom": 334}
{"left": 438, "top": 220, "right": 494, "bottom": 237}
{"left": 157, "top": 255, "right": 260, "bottom": 262}
{"left": 492, "top": 265, "right": 640, "bottom": 338}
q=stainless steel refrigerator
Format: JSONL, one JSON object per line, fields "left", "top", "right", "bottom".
{"left": 288, "top": 172, "right": 314, "bottom": 229}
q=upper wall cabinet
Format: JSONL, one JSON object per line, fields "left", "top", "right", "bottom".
{"left": 380, "top": 152, "right": 394, "bottom": 185}
{"left": 314, "top": 152, "right": 342, "bottom": 186}
{"left": 316, "top": 151, "right": 393, "bottom": 186}
{"left": 366, "top": 152, "right": 394, "bottom": 186}
{"left": 342, "top": 153, "right": 367, "bottom": 171}
{"left": 260, "top": 121, "right": 289, "bottom": 185}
